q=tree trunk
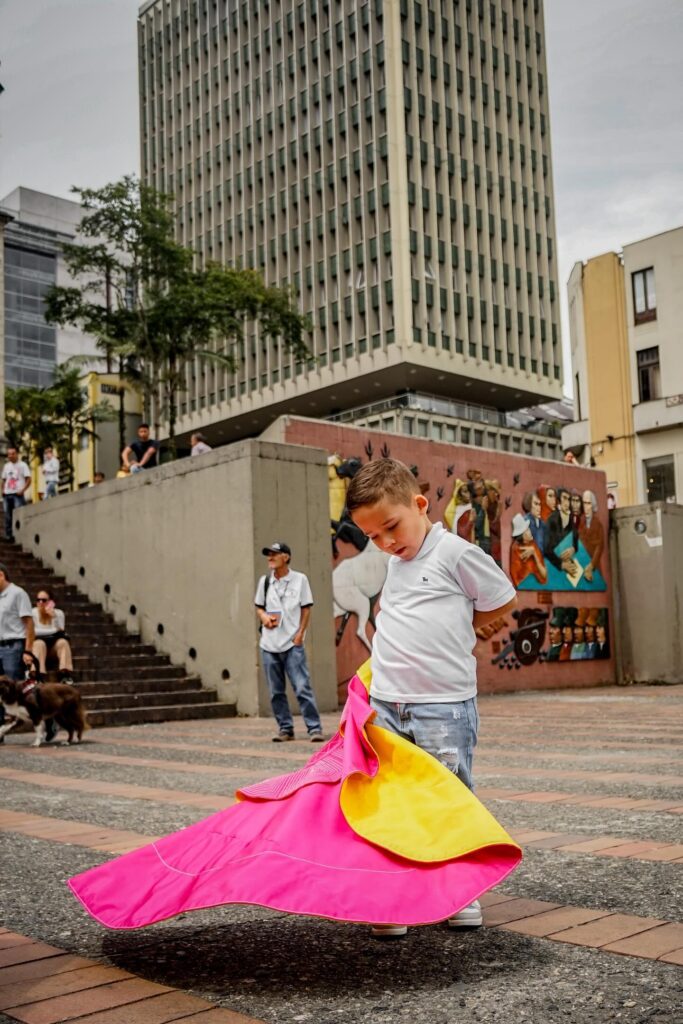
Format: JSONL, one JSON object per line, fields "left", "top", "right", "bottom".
{"left": 166, "top": 356, "right": 177, "bottom": 461}
{"left": 117, "top": 356, "right": 126, "bottom": 456}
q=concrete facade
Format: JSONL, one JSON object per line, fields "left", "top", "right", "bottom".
{"left": 610, "top": 502, "right": 683, "bottom": 684}
{"left": 137, "top": 0, "right": 563, "bottom": 450}
{"left": 15, "top": 440, "right": 338, "bottom": 716}
{"left": 563, "top": 226, "right": 683, "bottom": 508}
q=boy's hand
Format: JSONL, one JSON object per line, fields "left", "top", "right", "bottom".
{"left": 293, "top": 630, "right": 305, "bottom": 646}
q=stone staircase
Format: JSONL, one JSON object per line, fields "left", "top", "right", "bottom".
{"left": 0, "top": 540, "right": 236, "bottom": 727}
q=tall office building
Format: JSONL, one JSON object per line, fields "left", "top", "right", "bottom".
{"left": 0, "top": 188, "right": 101, "bottom": 389}
{"left": 138, "top": 0, "right": 563, "bottom": 446}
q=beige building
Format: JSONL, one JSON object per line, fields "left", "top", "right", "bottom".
{"left": 137, "top": 0, "right": 563, "bottom": 447}
{"left": 563, "top": 225, "right": 683, "bottom": 507}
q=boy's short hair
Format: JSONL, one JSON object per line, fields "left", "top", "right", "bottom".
{"left": 346, "top": 458, "right": 420, "bottom": 512}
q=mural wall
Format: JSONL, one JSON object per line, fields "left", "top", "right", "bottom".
{"left": 279, "top": 418, "right": 614, "bottom": 702}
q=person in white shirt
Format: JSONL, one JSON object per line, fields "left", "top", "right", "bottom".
{"left": 2, "top": 447, "right": 31, "bottom": 542}
{"left": 0, "top": 562, "right": 35, "bottom": 739}
{"left": 42, "top": 446, "right": 60, "bottom": 499}
{"left": 254, "top": 542, "right": 324, "bottom": 743}
{"left": 190, "top": 432, "right": 212, "bottom": 457}
{"left": 31, "top": 587, "right": 74, "bottom": 683}
{"left": 347, "top": 458, "right": 517, "bottom": 937}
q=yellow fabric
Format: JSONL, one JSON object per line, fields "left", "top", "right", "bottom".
{"left": 343, "top": 659, "right": 520, "bottom": 864}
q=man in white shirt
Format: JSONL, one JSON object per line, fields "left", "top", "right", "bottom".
{"left": 0, "top": 561, "right": 35, "bottom": 739}
{"left": 2, "top": 447, "right": 31, "bottom": 542}
{"left": 190, "top": 432, "right": 212, "bottom": 457}
{"left": 254, "top": 542, "right": 324, "bottom": 743}
{"left": 42, "top": 446, "right": 60, "bottom": 499}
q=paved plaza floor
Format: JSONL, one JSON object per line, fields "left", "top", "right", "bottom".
{"left": 0, "top": 683, "right": 681, "bottom": 1024}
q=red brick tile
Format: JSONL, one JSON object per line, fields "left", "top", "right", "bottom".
{"left": 556, "top": 837, "right": 622, "bottom": 853}
{"left": 0, "top": 966, "right": 133, "bottom": 1010}
{"left": 509, "top": 791, "right": 572, "bottom": 803}
{"left": 603, "top": 924, "right": 683, "bottom": 959}
{"left": 524, "top": 833, "right": 591, "bottom": 850}
{"left": 53, "top": 990, "right": 215, "bottom": 1024}
{"left": 484, "top": 898, "right": 558, "bottom": 926}
{"left": 659, "top": 947, "right": 683, "bottom": 965}
{"left": 500, "top": 907, "right": 611, "bottom": 937}
{"left": 5, "top": 977, "right": 173, "bottom": 1024}
{"left": 0, "top": 935, "right": 35, "bottom": 951}
{"left": 509, "top": 830, "right": 558, "bottom": 843}
{"left": 549, "top": 914, "right": 665, "bottom": 948}
{"left": 0, "top": 956, "right": 93, "bottom": 987}
{"left": 479, "top": 892, "right": 519, "bottom": 909}
{"left": 0, "top": 944, "right": 64, "bottom": 969}
{"left": 592, "top": 841, "right": 669, "bottom": 858}
{"left": 637, "top": 845, "right": 683, "bottom": 861}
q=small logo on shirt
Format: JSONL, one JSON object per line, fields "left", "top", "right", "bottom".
{"left": 422, "top": 576, "right": 429, "bottom": 583}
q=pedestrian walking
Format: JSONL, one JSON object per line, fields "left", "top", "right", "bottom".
{"left": 2, "top": 447, "right": 31, "bottom": 542}
{"left": 0, "top": 562, "right": 35, "bottom": 739}
{"left": 254, "top": 542, "right": 324, "bottom": 742}
{"left": 42, "top": 446, "right": 60, "bottom": 499}
{"left": 122, "top": 424, "right": 159, "bottom": 474}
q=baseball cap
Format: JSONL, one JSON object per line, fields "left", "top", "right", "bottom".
{"left": 262, "top": 542, "right": 291, "bottom": 556}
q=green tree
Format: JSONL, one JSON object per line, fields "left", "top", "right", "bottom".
{"left": 5, "top": 366, "right": 114, "bottom": 492}
{"left": 45, "top": 176, "right": 310, "bottom": 458}
{"left": 5, "top": 385, "right": 58, "bottom": 462}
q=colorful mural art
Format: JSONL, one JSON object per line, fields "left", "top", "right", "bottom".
{"left": 279, "top": 417, "right": 615, "bottom": 701}
{"left": 511, "top": 486, "right": 607, "bottom": 592}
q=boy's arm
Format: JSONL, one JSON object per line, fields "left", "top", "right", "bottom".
{"left": 473, "top": 595, "right": 517, "bottom": 630}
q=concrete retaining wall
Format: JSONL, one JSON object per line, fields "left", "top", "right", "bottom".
{"left": 15, "top": 440, "right": 338, "bottom": 716}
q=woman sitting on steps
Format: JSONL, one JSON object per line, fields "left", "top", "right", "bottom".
{"left": 31, "top": 588, "right": 75, "bottom": 685}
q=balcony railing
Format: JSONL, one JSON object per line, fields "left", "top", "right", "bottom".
{"left": 326, "top": 392, "right": 562, "bottom": 439}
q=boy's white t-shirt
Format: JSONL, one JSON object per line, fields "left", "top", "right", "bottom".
{"left": 371, "top": 522, "right": 515, "bottom": 703}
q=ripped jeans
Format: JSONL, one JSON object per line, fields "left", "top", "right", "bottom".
{"left": 369, "top": 696, "right": 479, "bottom": 791}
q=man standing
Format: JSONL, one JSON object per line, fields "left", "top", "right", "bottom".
{"left": 190, "top": 432, "right": 212, "bottom": 456}
{"left": 254, "top": 542, "right": 324, "bottom": 743}
{"left": 2, "top": 447, "right": 31, "bottom": 542}
{"left": 122, "top": 424, "right": 160, "bottom": 474}
{"left": 0, "top": 562, "right": 35, "bottom": 740}
{"left": 42, "top": 446, "right": 60, "bottom": 499}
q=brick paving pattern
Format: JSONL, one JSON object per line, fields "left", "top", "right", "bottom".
{"left": 0, "top": 682, "right": 681, "bottom": 1023}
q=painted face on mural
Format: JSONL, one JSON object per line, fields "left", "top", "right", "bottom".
{"left": 585, "top": 624, "right": 596, "bottom": 642}
{"left": 549, "top": 625, "right": 562, "bottom": 644}
{"left": 596, "top": 624, "right": 607, "bottom": 643}
{"left": 562, "top": 625, "right": 573, "bottom": 642}
{"left": 546, "top": 487, "right": 557, "bottom": 512}
{"left": 573, "top": 625, "right": 585, "bottom": 643}
{"left": 582, "top": 491, "right": 594, "bottom": 518}
{"left": 570, "top": 491, "right": 582, "bottom": 515}
{"left": 559, "top": 490, "right": 570, "bottom": 514}
{"left": 351, "top": 494, "right": 431, "bottom": 561}
{"left": 531, "top": 493, "right": 542, "bottom": 518}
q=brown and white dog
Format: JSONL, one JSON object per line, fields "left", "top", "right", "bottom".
{"left": 0, "top": 676, "right": 88, "bottom": 746}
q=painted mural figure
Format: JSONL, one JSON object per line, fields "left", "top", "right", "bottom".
{"left": 522, "top": 491, "right": 547, "bottom": 553}
{"left": 539, "top": 484, "right": 557, "bottom": 521}
{"left": 545, "top": 488, "right": 577, "bottom": 579}
{"left": 578, "top": 490, "right": 605, "bottom": 584}
{"left": 509, "top": 514, "right": 547, "bottom": 588}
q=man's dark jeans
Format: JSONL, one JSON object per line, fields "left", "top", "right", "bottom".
{"left": 3, "top": 493, "right": 26, "bottom": 541}
{"left": 0, "top": 640, "right": 25, "bottom": 727}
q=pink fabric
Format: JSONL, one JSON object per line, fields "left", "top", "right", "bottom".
{"left": 68, "top": 678, "right": 520, "bottom": 930}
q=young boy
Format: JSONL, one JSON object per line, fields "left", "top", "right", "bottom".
{"left": 346, "top": 459, "right": 517, "bottom": 937}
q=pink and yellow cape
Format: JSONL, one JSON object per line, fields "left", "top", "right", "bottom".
{"left": 69, "top": 666, "right": 521, "bottom": 929}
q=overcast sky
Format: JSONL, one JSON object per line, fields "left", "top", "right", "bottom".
{"left": 1, "top": 0, "right": 682, "bottom": 395}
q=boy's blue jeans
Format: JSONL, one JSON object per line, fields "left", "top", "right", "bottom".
{"left": 370, "top": 696, "right": 479, "bottom": 791}
{"left": 261, "top": 644, "right": 322, "bottom": 736}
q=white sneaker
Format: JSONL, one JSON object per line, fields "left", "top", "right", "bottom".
{"left": 371, "top": 924, "right": 408, "bottom": 939}
{"left": 447, "top": 899, "right": 483, "bottom": 928}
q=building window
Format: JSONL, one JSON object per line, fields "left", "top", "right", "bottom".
{"left": 632, "top": 267, "right": 656, "bottom": 324}
{"left": 637, "top": 346, "right": 660, "bottom": 402}
{"left": 644, "top": 455, "right": 676, "bottom": 504}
